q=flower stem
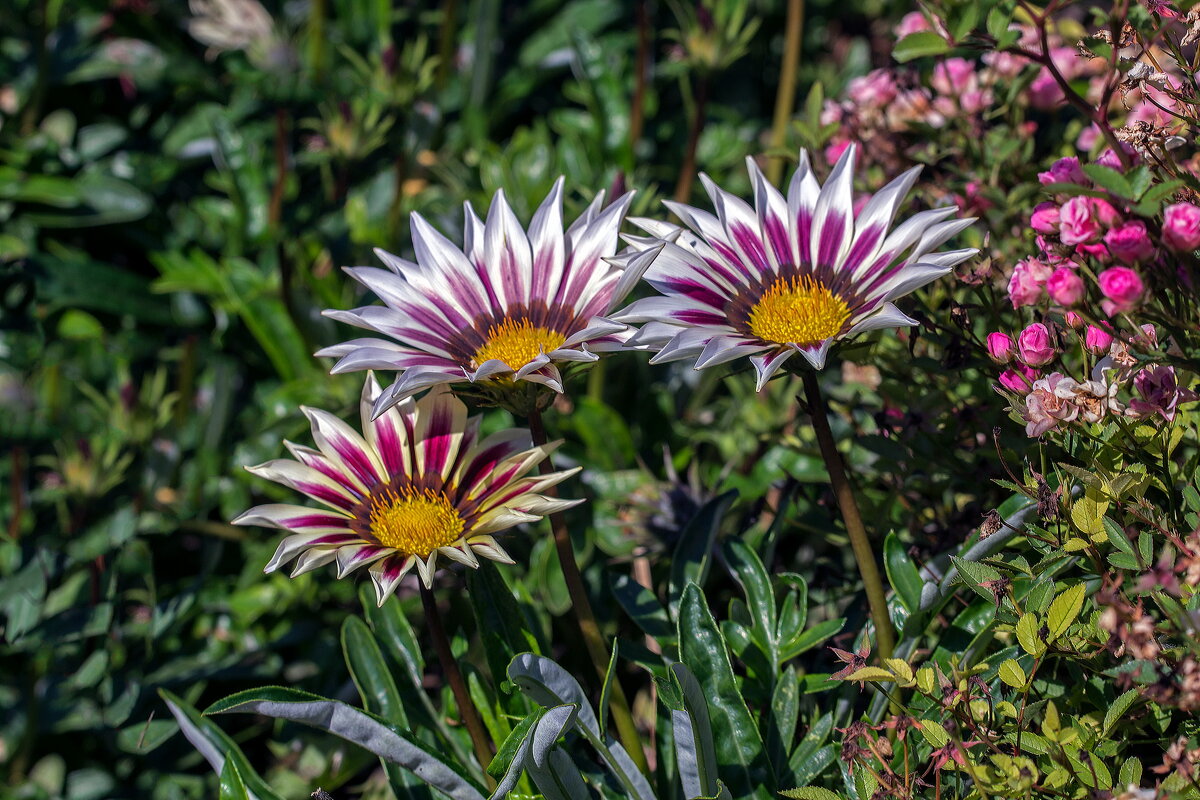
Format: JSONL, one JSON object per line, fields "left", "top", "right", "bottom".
{"left": 673, "top": 74, "right": 710, "bottom": 203}
{"left": 419, "top": 583, "right": 496, "bottom": 787}
{"left": 767, "top": 0, "right": 805, "bottom": 186}
{"left": 526, "top": 406, "right": 650, "bottom": 774}
{"left": 801, "top": 371, "right": 896, "bottom": 660}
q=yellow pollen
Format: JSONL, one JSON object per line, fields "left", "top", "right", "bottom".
{"left": 472, "top": 319, "right": 566, "bottom": 370}
{"left": 367, "top": 487, "right": 464, "bottom": 556}
{"left": 747, "top": 276, "right": 850, "bottom": 346}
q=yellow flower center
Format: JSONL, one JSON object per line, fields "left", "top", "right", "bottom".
{"left": 368, "top": 487, "right": 464, "bottom": 556}
{"left": 747, "top": 275, "right": 850, "bottom": 346}
{"left": 472, "top": 319, "right": 566, "bottom": 370}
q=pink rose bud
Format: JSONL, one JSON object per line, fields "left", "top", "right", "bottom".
{"left": 1092, "top": 198, "right": 1121, "bottom": 228}
{"left": 1065, "top": 311, "right": 1084, "bottom": 329}
{"left": 999, "top": 365, "right": 1038, "bottom": 392}
{"left": 1098, "top": 266, "right": 1144, "bottom": 313}
{"left": 931, "top": 58, "right": 975, "bottom": 95}
{"left": 896, "top": 11, "right": 932, "bottom": 38}
{"left": 1037, "top": 157, "right": 1087, "bottom": 186}
{"left": 1017, "top": 322, "right": 1056, "bottom": 366}
{"left": 1046, "top": 266, "right": 1085, "bottom": 306}
{"left": 986, "top": 332, "right": 1016, "bottom": 363}
{"left": 1075, "top": 242, "right": 1111, "bottom": 262}
{"left": 1096, "top": 144, "right": 1140, "bottom": 171}
{"left": 1059, "top": 196, "right": 1102, "bottom": 245}
{"left": 1104, "top": 220, "right": 1155, "bottom": 263}
{"left": 1030, "top": 202, "right": 1061, "bottom": 234}
{"left": 1084, "top": 324, "right": 1114, "bottom": 354}
{"left": 1163, "top": 202, "right": 1200, "bottom": 251}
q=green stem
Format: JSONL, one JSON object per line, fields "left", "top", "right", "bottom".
{"left": 802, "top": 371, "right": 896, "bottom": 659}
{"left": 526, "top": 406, "right": 650, "bottom": 775}
{"left": 419, "top": 584, "right": 496, "bottom": 789}
{"left": 767, "top": 0, "right": 804, "bottom": 186}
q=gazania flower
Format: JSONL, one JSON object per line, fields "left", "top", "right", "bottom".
{"left": 232, "top": 376, "right": 580, "bottom": 604}
{"left": 318, "top": 179, "right": 658, "bottom": 416}
{"left": 615, "top": 146, "right": 977, "bottom": 388}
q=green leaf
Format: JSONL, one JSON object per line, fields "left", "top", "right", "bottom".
{"left": 884, "top": 532, "right": 922, "bottom": 613}
{"left": 670, "top": 491, "right": 737, "bottom": 617}
{"left": 678, "top": 583, "right": 775, "bottom": 798}
{"left": 468, "top": 560, "right": 541, "bottom": 691}
{"left": 1103, "top": 689, "right": 1140, "bottom": 737}
{"left": 724, "top": 538, "right": 777, "bottom": 667}
{"left": 781, "top": 618, "right": 845, "bottom": 661}
{"left": 998, "top": 659, "right": 1027, "bottom": 689}
{"left": 781, "top": 789, "right": 844, "bottom": 800}
{"left": 218, "top": 759, "right": 250, "bottom": 800}
{"left": 488, "top": 709, "right": 541, "bottom": 787}
{"left": 1070, "top": 497, "right": 1108, "bottom": 538}
{"left": 1082, "top": 164, "right": 1134, "bottom": 198}
{"left": 892, "top": 32, "right": 950, "bottom": 62}
{"left": 767, "top": 666, "right": 800, "bottom": 784}
{"left": 670, "top": 662, "right": 721, "bottom": 799}
{"left": 205, "top": 686, "right": 486, "bottom": 800}
{"left": 1016, "top": 613, "right": 1045, "bottom": 658}
{"left": 598, "top": 640, "right": 618, "bottom": 741}
{"left": 159, "top": 690, "right": 283, "bottom": 800}
{"left": 1118, "top": 756, "right": 1143, "bottom": 788}
{"left": 1046, "top": 584, "right": 1086, "bottom": 642}
{"left": 611, "top": 573, "right": 675, "bottom": 646}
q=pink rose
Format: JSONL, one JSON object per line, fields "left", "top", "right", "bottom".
{"left": 1030, "top": 202, "right": 1061, "bottom": 234}
{"left": 1059, "top": 196, "right": 1102, "bottom": 245}
{"left": 1007, "top": 258, "right": 1054, "bottom": 308}
{"left": 1029, "top": 70, "right": 1064, "bottom": 109}
{"left": 1046, "top": 267, "right": 1085, "bottom": 306}
{"left": 1098, "top": 266, "right": 1144, "bottom": 314}
{"left": 1128, "top": 365, "right": 1191, "bottom": 422}
{"left": 986, "top": 332, "right": 1016, "bottom": 363}
{"left": 1017, "top": 322, "right": 1056, "bottom": 366}
{"left": 999, "top": 365, "right": 1039, "bottom": 392}
{"left": 847, "top": 69, "right": 898, "bottom": 107}
{"left": 1084, "top": 324, "right": 1113, "bottom": 354}
{"left": 1065, "top": 311, "right": 1084, "bottom": 329}
{"left": 1104, "top": 220, "right": 1155, "bottom": 263}
{"left": 1038, "top": 157, "right": 1087, "bottom": 186}
{"left": 932, "top": 58, "right": 976, "bottom": 96}
{"left": 1163, "top": 202, "right": 1200, "bottom": 251}
{"left": 1092, "top": 198, "right": 1121, "bottom": 228}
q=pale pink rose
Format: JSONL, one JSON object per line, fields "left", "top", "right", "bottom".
{"left": 1076, "top": 124, "right": 1102, "bottom": 151}
{"left": 1017, "top": 322, "right": 1056, "bottom": 366}
{"left": 1072, "top": 378, "right": 1122, "bottom": 423}
{"left": 1008, "top": 258, "right": 1051, "bottom": 308}
{"left": 931, "top": 58, "right": 976, "bottom": 96}
{"left": 981, "top": 50, "right": 1024, "bottom": 78}
{"left": 1098, "top": 266, "right": 1144, "bottom": 314}
{"left": 1085, "top": 324, "right": 1113, "bottom": 354}
{"left": 986, "top": 332, "right": 1015, "bottom": 363}
{"left": 1163, "top": 202, "right": 1200, "bottom": 251}
{"left": 1029, "top": 69, "right": 1064, "bottom": 109}
{"left": 1024, "top": 373, "right": 1080, "bottom": 437}
{"left": 1092, "top": 198, "right": 1121, "bottom": 228}
{"left": 1046, "top": 267, "right": 1085, "bottom": 306}
{"left": 1030, "top": 202, "right": 1061, "bottom": 234}
{"left": 847, "top": 69, "right": 898, "bottom": 107}
{"left": 1105, "top": 220, "right": 1155, "bottom": 263}
{"left": 1059, "top": 196, "right": 1102, "bottom": 245}
{"left": 959, "top": 88, "right": 992, "bottom": 114}
{"left": 1038, "top": 157, "right": 1087, "bottom": 186}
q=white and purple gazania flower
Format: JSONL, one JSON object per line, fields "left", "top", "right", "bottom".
{"left": 318, "top": 179, "right": 658, "bottom": 416}
{"left": 232, "top": 376, "right": 580, "bottom": 604}
{"left": 614, "top": 146, "right": 978, "bottom": 389}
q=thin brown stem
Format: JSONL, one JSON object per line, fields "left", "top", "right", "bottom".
{"left": 8, "top": 446, "right": 25, "bottom": 540}
{"left": 767, "top": 0, "right": 804, "bottom": 186}
{"left": 629, "top": 0, "right": 650, "bottom": 158}
{"left": 526, "top": 407, "right": 650, "bottom": 774}
{"left": 673, "top": 75, "right": 709, "bottom": 203}
{"left": 802, "top": 371, "right": 896, "bottom": 659}
{"left": 419, "top": 584, "right": 496, "bottom": 788}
